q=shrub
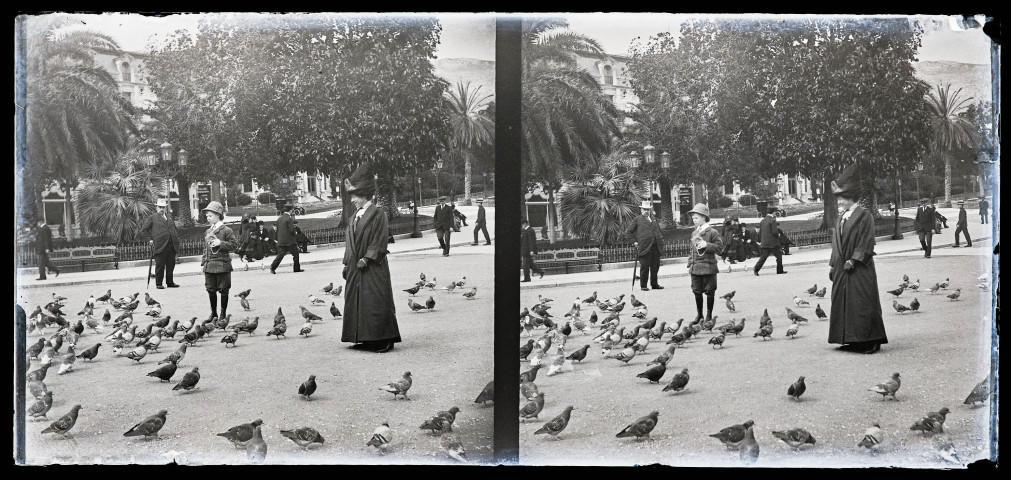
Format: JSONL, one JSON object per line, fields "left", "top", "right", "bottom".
{"left": 257, "top": 192, "right": 276, "bottom": 204}
{"left": 738, "top": 194, "right": 757, "bottom": 206}
{"left": 717, "top": 196, "right": 734, "bottom": 208}
{"left": 235, "top": 194, "right": 253, "bottom": 206}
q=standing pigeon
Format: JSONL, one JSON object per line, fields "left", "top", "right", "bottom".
{"left": 27, "top": 364, "right": 51, "bottom": 383}
{"left": 868, "top": 372, "right": 901, "bottom": 400}
{"left": 892, "top": 301, "right": 911, "bottom": 314}
{"left": 333, "top": 285, "right": 342, "bottom": 296}
{"left": 28, "top": 391, "right": 55, "bottom": 420}
{"left": 159, "top": 344, "right": 187, "bottom": 366}
{"left": 380, "top": 371, "right": 412, "bottom": 400}
{"left": 636, "top": 363, "right": 667, "bottom": 384}
{"left": 857, "top": 423, "right": 885, "bottom": 451}
{"left": 147, "top": 360, "right": 178, "bottom": 382}
{"left": 910, "top": 297, "right": 920, "bottom": 312}
{"left": 814, "top": 304, "right": 827, "bottom": 320}
{"left": 566, "top": 344, "right": 590, "bottom": 363}
{"left": 520, "top": 392, "right": 545, "bottom": 422}
{"left": 57, "top": 347, "right": 76, "bottom": 374}
{"left": 772, "top": 428, "right": 816, "bottom": 449}
{"left": 234, "top": 289, "right": 251, "bottom": 298}
{"left": 475, "top": 380, "right": 494, "bottom": 404}
{"left": 322, "top": 282, "right": 333, "bottom": 294}
{"left": 441, "top": 432, "right": 467, "bottom": 462}
{"left": 739, "top": 425, "right": 760, "bottom": 465}
{"left": 124, "top": 344, "right": 148, "bottom": 362}
{"left": 964, "top": 377, "right": 989, "bottom": 406}
{"left": 535, "top": 406, "right": 574, "bottom": 438}
{"left": 813, "top": 287, "right": 827, "bottom": 298}
{"left": 172, "top": 367, "right": 201, "bottom": 391}
{"left": 425, "top": 296, "right": 436, "bottom": 310}
{"left": 403, "top": 285, "right": 421, "bottom": 296}
{"left": 299, "top": 375, "right": 317, "bottom": 400}
{"left": 308, "top": 294, "right": 325, "bottom": 306}
{"left": 520, "top": 365, "right": 542, "bottom": 383}
{"left": 247, "top": 425, "right": 267, "bottom": 463}
{"left": 367, "top": 421, "right": 393, "bottom": 453}
{"left": 805, "top": 284, "right": 818, "bottom": 295}
{"left": 785, "top": 322, "right": 799, "bottom": 339}
{"left": 41, "top": 404, "right": 82, "bottom": 439}
{"left": 266, "top": 322, "right": 287, "bottom": 339}
{"left": 29, "top": 380, "right": 48, "bottom": 401}
{"left": 726, "top": 298, "right": 736, "bottom": 312}
{"left": 662, "top": 368, "right": 690, "bottom": 393}
{"left": 615, "top": 410, "right": 660, "bottom": 441}
{"left": 709, "top": 333, "right": 726, "bottom": 349}
{"left": 947, "top": 288, "right": 961, "bottom": 301}
{"left": 220, "top": 331, "right": 239, "bottom": 347}
{"left": 788, "top": 376, "right": 807, "bottom": 401}
{"left": 462, "top": 287, "right": 477, "bottom": 300}
{"left": 280, "top": 427, "right": 325, "bottom": 448}
{"left": 327, "top": 302, "right": 341, "bottom": 320}
{"left": 793, "top": 296, "right": 810, "bottom": 307}
{"left": 124, "top": 409, "right": 168, "bottom": 439}
{"left": 420, "top": 406, "right": 461, "bottom": 434}
{"left": 710, "top": 420, "right": 756, "bottom": 450}
{"left": 300, "top": 306, "right": 322, "bottom": 323}
{"left": 910, "top": 407, "right": 950, "bottom": 435}
{"left": 217, "top": 418, "right": 264, "bottom": 448}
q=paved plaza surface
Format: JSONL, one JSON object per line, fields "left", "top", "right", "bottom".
{"left": 16, "top": 207, "right": 495, "bottom": 465}
{"left": 518, "top": 216, "right": 994, "bottom": 467}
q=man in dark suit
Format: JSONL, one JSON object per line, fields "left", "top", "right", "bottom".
{"left": 979, "top": 196, "right": 989, "bottom": 224}
{"left": 521, "top": 219, "right": 543, "bottom": 282}
{"left": 624, "top": 200, "right": 665, "bottom": 291}
{"left": 258, "top": 221, "right": 276, "bottom": 255}
{"left": 753, "top": 210, "right": 786, "bottom": 275}
{"left": 270, "top": 204, "right": 303, "bottom": 274}
{"left": 472, "top": 198, "right": 491, "bottom": 246}
{"left": 952, "top": 200, "right": 972, "bottom": 247}
{"left": 34, "top": 219, "right": 60, "bottom": 280}
{"left": 433, "top": 196, "right": 455, "bottom": 256}
{"left": 138, "top": 198, "right": 181, "bottom": 288}
{"left": 914, "top": 197, "right": 935, "bottom": 258}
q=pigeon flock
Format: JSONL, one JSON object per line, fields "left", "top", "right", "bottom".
{"left": 21, "top": 265, "right": 493, "bottom": 464}
{"left": 519, "top": 267, "right": 990, "bottom": 466}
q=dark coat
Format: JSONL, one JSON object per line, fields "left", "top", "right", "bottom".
{"left": 720, "top": 223, "right": 744, "bottom": 260}
{"left": 138, "top": 211, "right": 181, "bottom": 255}
{"left": 957, "top": 207, "right": 968, "bottom": 226}
{"left": 35, "top": 224, "right": 54, "bottom": 254}
{"left": 434, "top": 204, "right": 455, "bottom": 230}
{"left": 914, "top": 205, "right": 935, "bottom": 233}
{"left": 201, "top": 224, "right": 238, "bottom": 274}
{"left": 624, "top": 214, "right": 663, "bottom": 257}
{"left": 521, "top": 226, "right": 538, "bottom": 256}
{"left": 828, "top": 205, "right": 887, "bottom": 345}
{"left": 276, "top": 212, "right": 297, "bottom": 246}
{"left": 475, "top": 205, "right": 487, "bottom": 226}
{"left": 688, "top": 223, "right": 724, "bottom": 275}
{"left": 342, "top": 204, "right": 401, "bottom": 344}
{"left": 979, "top": 199, "right": 989, "bottom": 214}
{"left": 757, "top": 215, "right": 780, "bottom": 248}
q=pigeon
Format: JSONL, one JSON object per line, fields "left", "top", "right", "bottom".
{"left": 611, "top": 346, "right": 638, "bottom": 365}
{"left": 857, "top": 423, "right": 885, "bottom": 450}
{"left": 420, "top": 406, "right": 461, "bottom": 434}
{"left": 366, "top": 422, "right": 393, "bottom": 453}
{"left": 785, "top": 307, "right": 807, "bottom": 323}
{"left": 333, "top": 285, "right": 342, "bottom": 296}
{"left": 441, "top": 432, "right": 467, "bottom": 462}
{"left": 39, "top": 344, "right": 57, "bottom": 366}
{"left": 947, "top": 288, "right": 961, "bottom": 301}
{"left": 124, "top": 409, "right": 168, "bottom": 439}
{"left": 566, "top": 344, "right": 590, "bottom": 363}
{"left": 247, "top": 425, "right": 267, "bottom": 463}
{"left": 753, "top": 324, "right": 773, "bottom": 340}
{"left": 172, "top": 367, "right": 201, "bottom": 391}
{"left": 240, "top": 297, "right": 251, "bottom": 311}
{"left": 217, "top": 419, "right": 264, "bottom": 449}
{"left": 964, "top": 377, "right": 989, "bottom": 406}
{"left": 299, "top": 375, "right": 317, "bottom": 400}
{"left": 147, "top": 360, "right": 177, "bottom": 382}
{"left": 637, "top": 363, "right": 667, "bottom": 384}
{"left": 583, "top": 292, "right": 598, "bottom": 304}
{"left": 425, "top": 296, "right": 436, "bottom": 310}
{"left": 710, "top": 420, "right": 756, "bottom": 450}
{"left": 124, "top": 344, "right": 148, "bottom": 362}
{"left": 41, "top": 404, "right": 82, "bottom": 439}
{"left": 298, "top": 320, "right": 313, "bottom": 337}
{"left": 520, "top": 365, "right": 542, "bottom": 383}
{"left": 662, "top": 368, "right": 690, "bottom": 393}
{"left": 869, "top": 372, "right": 901, "bottom": 400}
{"left": 726, "top": 318, "right": 746, "bottom": 337}
{"left": 788, "top": 376, "right": 806, "bottom": 401}
{"left": 814, "top": 304, "right": 827, "bottom": 320}
{"left": 785, "top": 323, "right": 799, "bottom": 339}
{"left": 144, "top": 293, "right": 159, "bottom": 307}
{"left": 721, "top": 290, "right": 736, "bottom": 300}
{"left": 629, "top": 294, "right": 645, "bottom": 308}
{"left": 936, "top": 441, "right": 961, "bottom": 464}
{"left": 308, "top": 294, "right": 325, "bottom": 306}
{"left": 28, "top": 390, "right": 54, "bottom": 420}
{"left": 280, "top": 427, "right": 325, "bottom": 448}
{"left": 813, "top": 287, "right": 826, "bottom": 297}
{"left": 220, "top": 331, "right": 239, "bottom": 347}
{"left": 97, "top": 290, "right": 113, "bottom": 303}
{"left": 29, "top": 380, "right": 48, "bottom": 401}
{"left": 55, "top": 347, "right": 77, "bottom": 374}
{"left": 322, "top": 282, "right": 334, "bottom": 294}
{"left": 886, "top": 286, "right": 905, "bottom": 297}
{"left": 793, "top": 296, "right": 810, "bottom": 307}
{"left": 908, "top": 279, "right": 920, "bottom": 291}
{"left": 726, "top": 298, "right": 736, "bottom": 312}
{"left": 27, "top": 338, "right": 46, "bottom": 360}
{"left": 475, "top": 380, "right": 494, "bottom": 404}
{"left": 403, "top": 285, "right": 421, "bottom": 296}
{"left": 266, "top": 322, "right": 287, "bottom": 339}
{"left": 425, "top": 277, "right": 437, "bottom": 290}
{"left": 520, "top": 380, "right": 539, "bottom": 401}
{"left": 739, "top": 425, "right": 760, "bottom": 465}
{"left": 772, "top": 428, "right": 816, "bottom": 449}
{"left": 443, "top": 282, "right": 457, "bottom": 293}
{"left": 709, "top": 333, "right": 726, "bottom": 349}
{"left": 805, "top": 284, "right": 818, "bottom": 295}
{"left": 236, "top": 316, "right": 259, "bottom": 335}
{"left": 27, "top": 364, "right": 51, "bottom": 382}
{"left": 927, "top": 283, "right": 941, "bottom": 294}
{"left": 892, "top": 300, "right": 911, "bottom": 314}
{"left": 910, "top": 407, "right": 950, "bottom": 435}
{"left": 520, "top": 392, "right": 546, "bottom": 422}
{"left": 535, "top": 406, "right": 574, "bottom": 438}
{"left": 462, "top": 287, "right": 477, "bottom": 300}
{"left": 407, "top": 299, "right": 427, "bottom": 312}
{"left": 159, "top": 344, "right": 187, "bottom": 366}
{"left": 616, "top": 411, "right": 660, "bottom": 441}
{"left": 380, "top": 371, "right": 412, "bottom": 400}
{"left": 519, "top": 339, "right": 535, "bottom": 360}
{"left": 328, "top": 302, "right": 341, "bottom": 320}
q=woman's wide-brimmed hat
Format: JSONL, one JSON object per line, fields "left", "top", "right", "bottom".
{"left": 344, "top": 162, "right": 375, "bottom": 196}
{"left": 202, "top": 201, "right": 225, "bottom": 217}
{"left": 831, "top": 163, "right": 862, "bottom": 198}
{"left": 688, "top": 203, "right": 710, "bottom": 219}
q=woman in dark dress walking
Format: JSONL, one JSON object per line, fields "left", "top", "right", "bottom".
{"left": 828, "top": 163, "right": 887, "bottom": 354}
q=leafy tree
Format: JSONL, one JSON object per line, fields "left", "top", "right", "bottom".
{"left": 559, "top": 147, "right": 647, "bottom": 247}
{"left": 445, "top": 81, "right": 494, "bottom": 206}
{"left": 925, "top": 83, "right": 978, "bottom": 206}
{"left": 74, "top": 146, "right": 164, "bottom": 248}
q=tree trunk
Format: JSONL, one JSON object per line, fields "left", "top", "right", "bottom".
{"left": 464, "top": 150, "right": 472, "bottom": 206}
{"left": 63, "top": 180, "right": 75, "bottom": 241}
{"left": 820, "top": 177, "right": 839, "bottom": 231}
{"left": 546, "top": 186, "right": 556, "bottom": 245}
{"left": 658, "top": 176, "right": 675, "bottom": 228}
{"left": 943, "top": 152, "right": 952, "bottom": 207}
{"left": 211, "top": 181, "right": 222, "bottom": 204}
{"left": 176, "top": 176, "right": 194, "bottom": 228}
{"left": 862, "top": 176, "right": 880, "bottom": 219}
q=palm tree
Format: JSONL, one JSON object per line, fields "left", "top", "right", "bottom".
{"left": 75, "top": 148, "right": 165, "bottom": 251}
{"left": 445, "top": 81, "right": 494, "bottom": 206}
{"left": 23, "top": 15, "right": 137, "bottom": 239}
{"left": 926, "top": 84, "right": 977, "bottom": 207}
{"left": 559, "top": 147, "right": 648, "bottom": 247}
{"left": 522, "top": 19, "right": 621, "bottom": 243}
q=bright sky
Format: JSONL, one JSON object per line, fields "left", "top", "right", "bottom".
{"left": 53, "top": 12, "right": 496, "bottom": 61}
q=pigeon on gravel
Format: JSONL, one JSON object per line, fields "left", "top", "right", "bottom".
{"left": 247, "top": 425, "right": 267, "bottom": 463}
{"left": 857, "top": 423, "right": 885, "bottom": 450}
{"left": 616, "top": 411, "right": 660, "bottom": 441}
{"left": 535, "top": 406, "right": 574, "bottom": 438}
{"left": 123, "top": 344, "right": 148, "bottom": 363}
{"left": 147, "top": 360, "right": 178, "bottom": 382}
{"left": 520, "top": 365, "right": 542, "bottom": 383}
{"left": 172, "top": 367, "right": 201, "bottom": 391}
{"left": 300, "top": 306, "right": 322, "bottom": 322}
{"left": 299, "top": 375, "right": 317, "bottom": 400}
{"left": 28, "top": 391, "right": 54, "bottom": 420}
{"left": 403, "top": 285, "right": 421, "bottom": 296}
{"left": 441, "top": 432, "right": 467, "bottom": 462}
{"left": 910, "top": 407, "right": 950, "bottom": 435}
{"left": 475, "top": 380, "right": 494, "bottom": 404}
{"left": 886, "top": 286, "right": 905, "bottom": 297}
{"left": 805, "top": 284, "right": 818, "bottom": 295}
{"left": 813, "top": 287, "right": 826, "bottom": 298}
{"left": 42, "top": 404, "right": 82, "bottom": 439}
{"left": 936, "top": 441, "right": 961, "bottom": 464}
{"left": 520, "top": 392, "right": 545, "bottom": 422}
{"left": 709, "top": 333, "right": 726, "bottom": 349}
{"left": 869, "top": 372, "right": 901, "bottom": 400}
{"left": 367, "top": 422, "right": 393, "bottom": 453}
{"left": 787, "top": 376, "right": 807, "bottom": 401}
{"left": 159, "top": 344, "right": 187, "bottom": 366}
{"left": 637, "top": 363, "right": 667, "bottom": 384}
{"left": 27, "top": 364, "right": 51, "bottom": 383}
{"left": 726, "top": 298, "right": 736, "bottom": 312}
{"left": 380, "top": 371, "right": 412, "bottom": 400}
{"left": 220, "top": 331, "right": 239, "bottom": 347}
{"left": 662, "top": 368, "right": 690, "bottom": 393}
{"left": 710, "top": 420, "right": 756, "bottom": 450}
{"left": 739, "top": 425, "right": 760, "bottom": 465}
{"left": 772, "top": 428, "right": 816, "bottom": 449}
{"left": 280, "top": 427, "right": 325, "bottom": 448}
{"left": 308, "top": 294, "right": 325, "bottom": 306}
{"left": 329, "top": 303, "right": 342, "bottom": 320}
{"left": 124, "top": 409, "right": 167, "bottom": 439}
{"left": 234, "top": 289, "right": 251, "bottom": 299}
{"left": 217, "top": 419, "right": 264, "bottom": 448}
{"left": 892, "top": 300, "right": 911, "bottom": 314}
{"left": 964, "top": 377, "right": 989, "bottom": 406}
{"left": 947, "top": 288, "right": 961, "bottom": 301}
{"left": 910, "top": 298, "right": 920, "bottom": 312}
{"left": 814, "top": 304, "right": 827, "bottom": 320}
{"left": 29, "top": 380, "right": 48, "bottom": 401}
{"left": 407, "top": 299, "right": 427, "bottom": 312}
{"left": 56, "top": 347, "right": 76, "bottom": 374}
{"left": 420, "top": 406, "right": 460, "bottom": 434}
{"left": 266, "top": 322, "right": 287, "bottom": 339}
{"left": 566, "top": 344, "right": 590, "bottom": 363}
{"left": 462, "top": 288, "right": 477, "bottom": 300}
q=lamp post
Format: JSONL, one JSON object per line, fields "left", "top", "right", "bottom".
{"left": 643, "top": 143, "right": 656, "bottom": 213}
{"left": 434, "top": 158, "right": 444, "bottom": 200}
{"left": 147, "top": 143, "right": 188, "bottom": 218}
{"left": 411, "top": 173, "right": 422, "bottom": 238}
{"left": 891, "top": 173, "right": 903, "bottom": 240}
{"left": 482, "top": 172, "right": 488, "bottom": 200}
{"left": 913, "top": 161, "right": 924, "bottom": 206}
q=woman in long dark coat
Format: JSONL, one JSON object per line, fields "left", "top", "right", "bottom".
{"left": 341, "top": 163, "right": 401, "bottom": 353}
{"left": 828, "top": 164, "right": 887, "bottom": 354}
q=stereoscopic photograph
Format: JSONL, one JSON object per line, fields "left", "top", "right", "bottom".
{"left": 14, "top": 12, "right": 496, "bottom": 465}
{"left": 517, "top": 13, "right": 997, "bottom": 467}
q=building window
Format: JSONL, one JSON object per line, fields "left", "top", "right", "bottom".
{"left": 307, "top": 177, "right": 316, "bottom": 194}
{"left": 602, "top": 65, "right": 614, "bottom": 85}
{"left": 121, "top": 62, "right": 132, "bottom": 82}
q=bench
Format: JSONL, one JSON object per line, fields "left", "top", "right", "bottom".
{"left": 49, "top": 246, "right": 119, "bottom": 272}
{"left": 532, "top": 248, "right": 602, "bottom": 275}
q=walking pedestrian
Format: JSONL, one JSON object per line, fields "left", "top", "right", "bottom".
{"left": 625, "top": 200, "right": 665, "bottom": 291}
{"left": 719, "top": 215, "right": 744, "bottom": 264}
{"left": 686, "top": 203, "right": 723, "bottom": 323}
{"left": 521, "top": 219, "right": 543, "bottom": 282}
{"left": 753, "top": 210, "right": 787, "bottom": 275}
{"left": 979, "top": 196, "right": 989, "bottom": 224}
{"left": 33, "top": 219, "right": 60, "bottom": 280}
{"left": 236, "top": 214, "right": 255, "bottom": 263}
{"left": 952, "top": 200, "right": 973, "bottom": 247}
{"left": 472, "top": 199, "right": 491, "bottom": 246}
{"left": 269, "top": 204, "right": 304, "bottom": 274}
{"left": 341, "top": 162, "right": 400, "bottom": 353}
{"left": 138, "top": 198, "right": 181, "bottom": 289}
{"left": 200, "top": 201, "right": 237, "bottom": 320}
{"left": 434, "top": 196, "right": 454, "bottom": 256}
{"left": 828, "top": 163, "right": 887, "bottom": 355}
{"left": 914, "top": 198, "right": 935, "bottom": 258}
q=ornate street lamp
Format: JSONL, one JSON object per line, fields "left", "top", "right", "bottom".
{"left": 660, "top": 151, "right": 671, "bottom": 170}
{"left": 434, "top": 158, "right": 444, "bottom": 199}
{"left": 913, "top": 161, "right": 924, "bottom": 205}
